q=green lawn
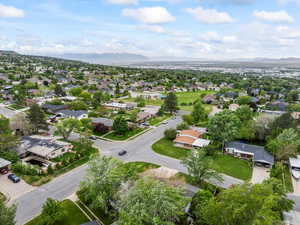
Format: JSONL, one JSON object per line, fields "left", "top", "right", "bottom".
{"left": 103, "top": 128, "right": 145, "bottom": 141}
{"left": 152, "top": 138, "right": 252, "bottom": 180}
{"left": 284, "top": 166, "right": 294, "bottom": 193}
{"left": 176, "top": 91, "right": 215, "bottom": 112}
{"left": 25, "top": 200, "right": 89, "bottom": 225}
{"left": 152, "top": 138, "right": 191, "bottom": 159}
{"left": 208, "top": 154, "right": 252, "bottom": 180}
{"left": 149, "top": 115, "right": 171, "bottom": 126}
{"left": 123, "top": 97, "right": 163, "bottom": 106}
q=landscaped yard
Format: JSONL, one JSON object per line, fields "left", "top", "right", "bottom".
{"left": 121, "top": 161, "right": 160, "bottom": 173}
{"left": 152, "top": 138, "right": 252, "bottom": 180}
{"left": 13, "top": 141, "right": 98, "bottom": 186}
{"left": 25, "top": 200, "right": 89, "bottom": 225}
{"left": 149, "top": 115, "right": 171, "bottom": 126}
{"left": 152, "top": 138, "right": 191, "bottom": 159}
{"left": 122, "top": 97, "right": 163, "bottom": 106}
{"left": 102, "top": 128, "right": 146, "bottom": 141}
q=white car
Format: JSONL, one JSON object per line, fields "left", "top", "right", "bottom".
{"left": 291, "top": 168, "right": 300, "bottom": 180}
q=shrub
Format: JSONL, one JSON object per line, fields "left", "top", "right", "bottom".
{"left": 164, "top": 128, "right": 177, "bottom": 140}
{"left": 176, "top": 122, "right": 189, "bottom": 130}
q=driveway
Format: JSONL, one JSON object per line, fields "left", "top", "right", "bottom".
{"left": 250, "top": 166, "right": 270, "bottom": 184}
{"left": 292, "top": 177, "right": 300, "bottom": 196}
{"left": 0, "top": 173, "right": 35, "bottom": 202}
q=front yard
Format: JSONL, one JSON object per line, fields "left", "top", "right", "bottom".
{"left": 25, "top": 200, "right": 89, "bottom": 225}
{"left": 149, "top": 115, "right": 171, "bottom": 126}
{"left": 152, "top": 138, "right": 252, "bottom": 180}
{"left": 102, "top": 128, "right": 146, "bottom": 141}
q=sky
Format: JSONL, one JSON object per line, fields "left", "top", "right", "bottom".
{"left": 1, "top": 0, "right": 300, "bottom": 59}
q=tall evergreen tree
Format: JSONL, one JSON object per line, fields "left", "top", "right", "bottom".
{"left": 163, "top": 92, "right": 178, "bottom": 114}
{"left": 27, "top": 104, "right": 48, "bottom": 133}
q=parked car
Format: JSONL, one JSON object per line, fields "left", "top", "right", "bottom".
{"left": 291, "top": 168, "right": 300, "bottom": 180}
{"left": 0, "top": 168, "right": 8, "bottom": 175}
{"left": 8, "top": 174, "right": 21, "bottom": 183}
{"left": 89, "top": 136, "right": 97, "bottom": 140}
{"left": 118, "top": 150, "right": 127, "bottom": 156}
{"left": 162, "top": 121, "right": 168, "bottom": 125}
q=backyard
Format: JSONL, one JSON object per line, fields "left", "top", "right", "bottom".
{"left": 25, "top": 200, "right": 89, "bottom": 225}
{"left": 152, "top": 138, "right": 252, "bottom": 180}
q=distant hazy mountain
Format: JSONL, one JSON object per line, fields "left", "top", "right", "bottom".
{"left": 56, "top": 53, "right": 149, "bottom": 64}
{"left": 0, "top": 50, "right": 19, "bottom": 55}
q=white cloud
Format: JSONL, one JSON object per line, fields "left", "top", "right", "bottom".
{"left": 122, "top": 7, "right": 176, "bottom": 24}
{"left": 107, "top": 0, "right": 138, "bottom": 5}
{"left": 253, "top": 10, "right": 294, "bottom": 24}
{"left": 0, "top": 4, "right": 25, "bottom": 18}
{"left": 199, "top": 31, "right": 238, "bottom": 43}
{"left": 186, "top": 7, "right": 234, "bottom": 24}
{"left": 278, "top": 0, "right": 300, "bottom": 5}
{"left": 139, "top": 25, "right": 166, "bottom": 33}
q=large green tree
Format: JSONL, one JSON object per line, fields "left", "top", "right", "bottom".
{"left": 27, "top": 104, "right": 48, "bottom": 133}
{"left": 113, "top": 116, "right": 128, "bottom": 135}
{"left": 163, "top": 92, "right": 178, "bottom": 114}
{"left": 41, "top": 198, "right": 65, "bottom": 225}
{"left": 182, "top": 149, "right": 222, "bottom": 186}
{"left": 55, "top": 118, "right": 79, "bottom": 140}
{"left": 192, "top": 102, "right": 208, "bottom": 124}
{"left": 267, "top": 128, "right": 300, "bottom": 161}
{"left": 0, "top": 198, "right": 16, "bottom": 225}
{"left": 117, "top": 178, "right": 188, "bottom": 225}
{"left": 207, "top": 110, "right": 241, "bottom": 149}
{"left": 197, "top": 179, "right": 293, "bottom": 225}
{"left": 79, "top": 155, "right": 124, "bottom": 213}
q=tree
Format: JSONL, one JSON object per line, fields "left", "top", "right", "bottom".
{"left": 182, "top": 149, "right": 222, "bottom": 186}
{"left": 270, "top": 113, "right": 298, "bottom": 138}
{"left": 113, "top": 116, "right": 128, "bottom": 135}
{"left": 79, "top": 155, "right": 124, "bottom": 213}
{"left": 54, "top": 84, "right": 66, "bottom": 97}
{"left": 55, "top": 118, "right": 79, "bottom": 140}
{"left": 192, "top": 102, "right": 208, "bottom": 124}
{"left": 253, "top": 114, "right": 275, "bottom": 141}
{"left": 190, "top": 190, "right": 213, "bottom": 225}
{"left": 267, "top": 128, "right": 300, "bottom": 161}
{"left": 235, "top": 105, "right": 254, "bottom": 122}
{"left": 164, "top": 128, "right": 177, "bottom": 140}
{"left": 41, "top": 198, "right": 65, "bottom": 225}
{"left": 27, "top": 104, "right": 48, "bottom": 133}
{"left": 0, "top": 116, "right": 19, "bottom": 153}
{"left": 237, "top": 96, "right": 252, "bottom": 105}
{"left": 92, "top": 91, "right": 103, "bottom": 108}
{"left": 176, "top": 122, "right": 189, "bottom": 130}
{"left": 182, "top": 114, "right": 194, "bottom": 125}
{"left": 207, "top": 110, "right": 241, "bottom": 149}
{"left": 198, "top": 179, "right": 293, "bottom": 225}
{"left": 69, "top": 87, "right": 82, "bottom": 96}
{"left": 0, "top": 199, "right": 16, "bottom": 225}
{"left": 117, "top": 177, "right": 188, "bottom": 225}
{"left": 163, "top": 92, "right": 178, "bottom": 114}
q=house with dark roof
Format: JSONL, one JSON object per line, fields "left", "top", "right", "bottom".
{"left": 42, "top": 104, "right": 69, "bottom": 114}
{"left": 57, "top": 110, "right": 88, "bottom": 120}
{"left": 225, "top": 141, "right": 274, "bottom": 167}
{"left": 91, "top": 117, "right": 114, "bottom": 130}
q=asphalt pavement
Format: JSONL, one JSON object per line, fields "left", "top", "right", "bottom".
{"left": 13, "top": 111, "right": 243, "bottom": 225}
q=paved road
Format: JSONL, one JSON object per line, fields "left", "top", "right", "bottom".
{"left": 13, "top": 111, "right": 243, "bottom": 225}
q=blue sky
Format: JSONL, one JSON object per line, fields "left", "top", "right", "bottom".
{"left": 1, "top": 0, "right": 300, "bottom": 59}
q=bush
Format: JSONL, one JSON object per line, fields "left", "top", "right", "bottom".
{"left": 176, "top": 122, "right": 189, "bottom": 130}
{"left": 164, "top": 128, "right": 177, "bottom": 140}
{"left": 182, "top": 114, "right": 194, "bottom": 125}
{"left": 12, "top": 162, "right": 41, "bottom": 176}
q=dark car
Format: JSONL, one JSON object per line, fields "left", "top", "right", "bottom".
{"left": 0, "top": 168, "right": 8, "bottom": 175}
{"left": 89, "top": 136, "right": 97, "bottom": 140}
{"left": 8, "top": 174, "right": 20, "bottom": 183}
{"left": 118, "top": 150, "right": 127, "bottom": 156}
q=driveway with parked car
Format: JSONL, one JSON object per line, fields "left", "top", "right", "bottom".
{"left": 250, "top": 166, "right": 270, "bottom": 184}
{"left": 0, "top": 173, "right": 35, "bottom": 201}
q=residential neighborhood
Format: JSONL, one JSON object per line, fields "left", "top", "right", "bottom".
{"left": 1, "top": 51, "right": 300, "bottom": 225}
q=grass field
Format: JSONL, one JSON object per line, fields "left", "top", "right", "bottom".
{"left": 121, "top": 161, "right": 160, "bottom": 173}
{"left": 149, "top": 115, "right": 171, "bottom": 126}
{"left": 103, "top": 128, "right": 145, "bottom": 141}
{"left": 152, "top": 138, "right": 252, "bottom": 180}
{"left": 25, "top": 200, "right": 89, "bottom": 225}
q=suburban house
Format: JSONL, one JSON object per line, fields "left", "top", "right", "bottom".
{"left": 137, "top": 111, "right": 152, "bottom": 123}
{"left": 18, "top": 136, "right": 73, "bottom": 160}
{"left": 57, "top": 110, "right": 88, "bottom": 120}
{"left": 202, "top": 94, "right": 217, "bottom": 104}
{"left": 0, "top": 158, "right": 11, "bottom": 171}
{"left": 104, "top": 102, "right": 135, "bottom": 110}
{"left": 91, "top": 117, "right": 114, "bottom": 130}
{"left": 174, "top": 129, "right": 210, "bottom": 149}
{"left": 140, "top": 105, "right": 160, "bottom": 116}
{"left": 225, "top": 142, "right": 274, "bottom": 167}
{"left": 42, "top": 104, "right": 69, "bottom": 114}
